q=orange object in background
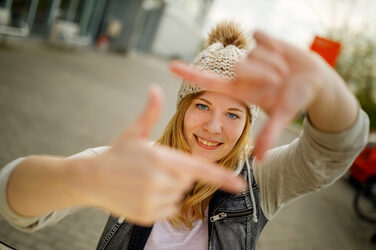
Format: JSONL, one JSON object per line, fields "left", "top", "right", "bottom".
{"left": 310, "top": 36, "right": 341, "bottom": 67}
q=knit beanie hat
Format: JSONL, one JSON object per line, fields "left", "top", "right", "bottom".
{"left": 176, "top": 21, "right": 259, "bottom": 125}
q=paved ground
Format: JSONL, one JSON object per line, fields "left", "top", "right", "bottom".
{"left": 0, "top": 43, "right": 374, "bottom": 250}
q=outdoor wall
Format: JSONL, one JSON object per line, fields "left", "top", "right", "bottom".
{"left": 151, "top": 3, "right": 204, "bottom": 61}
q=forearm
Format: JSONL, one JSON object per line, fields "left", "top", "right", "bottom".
{"left": 7, "top": 156, "right": 87, "bottom": 217}
{"left": 256, "top": 108, "right": 369, "bottom": 219}
{"left": 307, "top": 64, "right": 359, "bottom": 132}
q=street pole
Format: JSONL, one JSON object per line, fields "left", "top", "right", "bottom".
{"left": 80, "top": 0, "right": 95, "bottom": 35}
{"left": 67, "top": 0, "right": 79, "bottom": 21}
{"left": 26, "top": 0, "right": 39, "bottom": 31}
{"left": 47, "top": 0, "right": 61, "bottom": 26}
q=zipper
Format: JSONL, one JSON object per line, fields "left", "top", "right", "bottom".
{"left": 118, "top": 216, "right": 125, "bottom": 223}
{"left": 210, "top": 210, "right": 253, "bottom": 222}
{"left": 208, "top": 174, "right": 257, "bottom": 247}
{"left": 210, "top": 212, "right": 227, "bottom": 222}
{"left": 209, "top": 194, "right": 254, "bottom": 248}
{"left": 99, "top": 218, "right": 124, "bottom": 250}
{"left": 208, "top": 196, "right": 231, "bottom": 247}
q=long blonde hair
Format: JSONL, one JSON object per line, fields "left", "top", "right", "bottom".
{"left": 156, "top": 92, "right": 251, "bottom": 228}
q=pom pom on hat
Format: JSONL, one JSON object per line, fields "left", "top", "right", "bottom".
{"left": 206, "top": 21, "right": 249, "bottom": 49}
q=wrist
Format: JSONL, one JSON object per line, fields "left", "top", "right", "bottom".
{"left": 307, "top": 60, "right": 358, "bottom": 131}
{"left": 62, "top": 157, "right": 96, "bottom": 208}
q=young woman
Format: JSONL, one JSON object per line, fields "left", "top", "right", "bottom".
{"left": 0, "top": 22, "right": 369, "bottom": 250}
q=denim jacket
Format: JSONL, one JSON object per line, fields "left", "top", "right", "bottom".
{"left": 96, "top": 161, "right": 268, "bottom": 250}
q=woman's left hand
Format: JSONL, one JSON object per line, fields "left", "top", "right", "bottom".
{"left": 170, "top": 31, "right": 357, "bottom": 160}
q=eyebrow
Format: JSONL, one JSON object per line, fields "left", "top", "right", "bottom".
{"left": 196, "top": 97, "right": 245, "bottom": 113}
{"left": 228, "top": 107, "right": 245, "bottom": 113}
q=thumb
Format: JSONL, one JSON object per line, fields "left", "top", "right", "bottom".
{"left": 128, "top": 84, "right": 164, "bottom": 139}
{"left": 254, "top": 109, "right": 286, "bottom": 161}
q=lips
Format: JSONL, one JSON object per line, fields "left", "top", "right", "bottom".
{"left": 194, "top": 134, "right": 223, "bottom": 150}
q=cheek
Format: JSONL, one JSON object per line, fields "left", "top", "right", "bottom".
{"left": 183, "top": 108, "right": 200, "bottom": 138}
{"left": 224, "top": 122, "right": 246, "bottom": 145}
{"left": 184, "top": 108, "right": 206, "bottom": 133}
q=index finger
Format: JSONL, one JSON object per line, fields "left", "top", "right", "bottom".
{"left": 156, "top": 146, "right": 246, "bottom": 193}
{"left": 254, "top": 106, "right": 293, "bottom": 161}
{"left": 253, "top": 31, "right": 285, "bottom": 54}
{"left": 127, "top": 84, "right": 164, "bottom": 139}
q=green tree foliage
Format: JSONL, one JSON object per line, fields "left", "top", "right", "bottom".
{"left": 327, "top": 27, "right": 376, "bottom": 129}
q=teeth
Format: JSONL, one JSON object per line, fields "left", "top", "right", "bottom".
{"left": 197, "top": 136, "right": 220, "bottom": 147}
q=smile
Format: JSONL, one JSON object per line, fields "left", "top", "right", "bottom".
{"left": 194, "top": 135, "right": 223, "bottom": 150}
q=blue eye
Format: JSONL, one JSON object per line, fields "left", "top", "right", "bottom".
{"left": 227, "top": 113, "right": 239, "bottom": 119}
{"left": 196, "top": 103, "right": 209, "bottom": 111}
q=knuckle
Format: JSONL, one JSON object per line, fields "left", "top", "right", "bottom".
{"left": 144, "top": 172, "right": 159, "bottom": 189}
{"left": 180, "top": 179, "right": 194, "bottom": 192}
{"left": 147, "top": 149, "right": 158, "bottom": 163}
{"left": 149, "top": 178, "right": 160, "bottom": 189}
{"left": 269, "top": 50, "right": 279, "bottom": 59}
{"left": 143, "top": 178, "right": 153, "bottom": 190}
{"left": 138, "top": 207, "right": 147, "bottom": 218}
{"left": 184, "top": 178, "right": 194, "bottom": 188}
{"left": 143, "top": 147, "right": 155, "bottom": 163}
{"left": 148, "top": 172, "right": 165, "bottom": 189}
{"left": 139, "top": 202, "right": 152, "bottom": 217}
{"left": 146, "top": 195, "right": 157, "bottom": 210}
{"left": 235, "top": 61, "right": 247, "bottom": 74}
{"left": 275, "top": 55, "right": 286, "bottom": 68}
{"left": 176, "top": 174, "right": 191, "bottom": 186}
{"left": 261, "top": 73, "right": 279, "bottom": 85}
{"left": 149, "top": 148, "right": 163, "bottom": 165}
{"left": 247, "top": 48, "right": 258, "bottom": 57}
{"left": 139, "top": 192, "right": 151, "bottom": 207}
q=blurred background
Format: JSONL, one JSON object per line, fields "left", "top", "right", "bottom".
{"left": 0, "top": 0, "right": 375, "bottom": 249}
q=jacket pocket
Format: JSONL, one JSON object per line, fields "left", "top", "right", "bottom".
{"left": 210, "top": 209, "right": 253, "bottom": 222}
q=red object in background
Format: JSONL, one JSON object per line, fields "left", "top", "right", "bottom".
{"left": 310, "top": 36, "right": 341, "bottom": 67}
{"left": 95, "top": 35, "right": 109, "bottom": 50}
{"left": 350, "top": 143, "right": 376, "bottom": 185}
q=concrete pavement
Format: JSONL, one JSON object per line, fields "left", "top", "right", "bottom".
{"left": 0, "top": 43, "right": 374, "bottom": 250}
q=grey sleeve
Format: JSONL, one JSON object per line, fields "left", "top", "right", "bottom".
{"left": 254, "top": 109, "right": 369, "bottom": 220}
{"left": 0, "top": 146, "right": 109, "bottom": 233}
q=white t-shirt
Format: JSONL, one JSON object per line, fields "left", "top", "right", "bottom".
{"left": 144, "top": 208, "right": 208, "bottom": 250}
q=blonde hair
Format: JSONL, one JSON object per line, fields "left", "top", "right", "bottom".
{"left": 156, "top": 92, "right": 251, "bottom": 228}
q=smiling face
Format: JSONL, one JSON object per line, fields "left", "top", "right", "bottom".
{"left": 183, "top": 91, "right": 248, "bottom": 163}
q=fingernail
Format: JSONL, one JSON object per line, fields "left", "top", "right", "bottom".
{"left": 255, "top": 153, "right": 264, "bottom": 163}
{"left": 272, "top": 74, "right": 283, "bottom": 86}
{"left": 170, "top": 60, "right": 188, "bottom": 68}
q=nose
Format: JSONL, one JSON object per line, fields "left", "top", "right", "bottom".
{"left": 203, "top": 114, "right": 222, "bottom": 134}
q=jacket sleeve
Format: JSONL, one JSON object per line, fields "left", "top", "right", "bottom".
{"left": 254, "top": 108, "right": 369, "bottom": 220}
{"left": 0, "top": 146, "right": 109, "bottom": 233}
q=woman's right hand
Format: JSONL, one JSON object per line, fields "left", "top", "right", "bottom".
{"left": 70, "top": 85, "right": 245, "bottom": 226}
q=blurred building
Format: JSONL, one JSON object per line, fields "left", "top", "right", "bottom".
{"left": 148, "top": 0, "right": 213, "bottom": 60}
{"left": 0, "top": 0, "right": 213, "bottom": 59}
